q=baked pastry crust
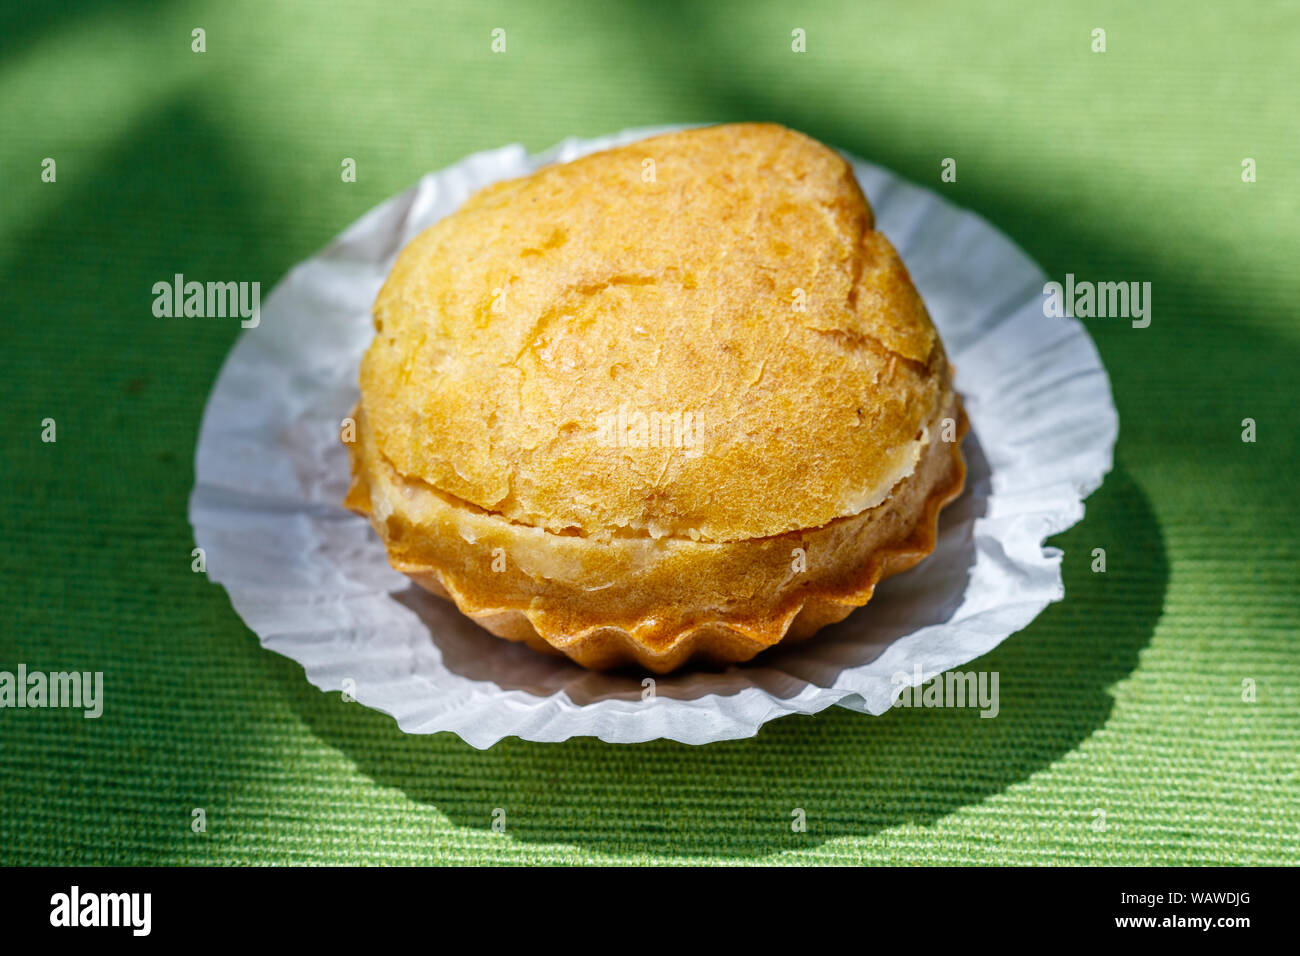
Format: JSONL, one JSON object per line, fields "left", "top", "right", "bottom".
{"left": 346, "top": 123, "right": 967, "bottom": 672}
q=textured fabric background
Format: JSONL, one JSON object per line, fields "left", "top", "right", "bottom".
{"left": 1, "top": 1, "right": 1297, "bottom": 865}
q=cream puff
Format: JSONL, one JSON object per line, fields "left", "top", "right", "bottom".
{"left": 345, "top": 123, "right": 966, "bottom": 672}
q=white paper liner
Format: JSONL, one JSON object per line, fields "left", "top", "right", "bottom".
{"left": 189, "top": 125, "right": 1117, "bottom": 747}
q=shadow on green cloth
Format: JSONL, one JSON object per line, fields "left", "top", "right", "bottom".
{"left": 279, "top": 464, "right": 1165, "bottom": 859}
{"left": 0, "top": 95, "right": 306, "bottom": 865}
{"left": 0, "top": 0, "right": 167, "bottom": 63}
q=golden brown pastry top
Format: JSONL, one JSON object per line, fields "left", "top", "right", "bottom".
{"left": 359, "top": 123, "right": 949, "bottom": 543}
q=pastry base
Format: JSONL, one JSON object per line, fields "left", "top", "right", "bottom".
{"left": 346, "top": 399, "right": 967, "bottom": 673}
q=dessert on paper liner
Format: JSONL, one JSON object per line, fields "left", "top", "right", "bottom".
{"left": 190, "top": 125, "right": 1117, "bottom": 746}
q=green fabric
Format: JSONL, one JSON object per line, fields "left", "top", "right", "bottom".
{"left": 2, "top": 0, "right": 1297, "bottom": 865}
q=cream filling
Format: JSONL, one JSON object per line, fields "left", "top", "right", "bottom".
{"left": 366, "top": 402, "right": 948, "bottom": 591}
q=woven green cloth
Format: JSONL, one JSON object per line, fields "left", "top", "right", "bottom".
{"left": 2, "top": 1, "right": 1297, "bottom": 865}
